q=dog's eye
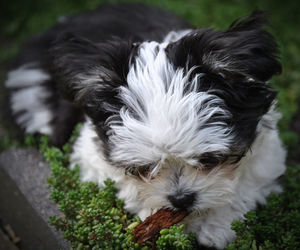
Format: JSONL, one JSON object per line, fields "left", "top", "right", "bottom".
{"left": 197, "top": 156, "right": 220, "bottom": 171}
{"left": 125, "top": 164, "right": 152, "bottom": 178}
{"left": 138, "top": 166, "right": 152, "bottom": 178}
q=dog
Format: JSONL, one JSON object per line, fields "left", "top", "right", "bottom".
{"left": 5, "top": 3, "right": 286, "bottom": 249}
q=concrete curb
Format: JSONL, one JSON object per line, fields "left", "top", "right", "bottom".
{"left": 0, "top": 148, "right": 70, "bottom": 249}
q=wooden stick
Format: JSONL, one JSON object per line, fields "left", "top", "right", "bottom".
{"left": 133, "top": 208, "right": 187, "bottom": 244}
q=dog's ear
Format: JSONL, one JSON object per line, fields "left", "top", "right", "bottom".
{"left": 50, "top": 33, "right": 133, "bottom": 122}
{"left": 166, "top": 12, "right": 281, "bottom": 148}
{"left": 166, "top": 11, "right": 282, "bottom": 81}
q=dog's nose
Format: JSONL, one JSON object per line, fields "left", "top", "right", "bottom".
{"left": 168, "top": 192, "right": 196, "bottom": 209}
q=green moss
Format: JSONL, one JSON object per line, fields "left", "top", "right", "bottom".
{"left": 157, "top": 225, "right": 196, "bottom": 250}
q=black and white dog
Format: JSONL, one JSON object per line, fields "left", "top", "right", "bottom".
{"left": 5, "top": 3, "right": 286, "bottom": 248}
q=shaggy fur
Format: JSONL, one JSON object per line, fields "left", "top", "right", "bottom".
{"left": 5, "top": 3, "right": 286, "bottom": 249}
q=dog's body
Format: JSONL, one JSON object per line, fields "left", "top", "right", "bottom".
{"left": 5, "top": 3, "right": 286, "bottom": 249}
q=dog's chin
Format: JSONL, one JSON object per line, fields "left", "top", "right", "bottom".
{"left": 182, "top": 209, "right": 211, "bottom": 225}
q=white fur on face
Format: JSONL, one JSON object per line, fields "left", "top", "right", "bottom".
{"left": 107, "top": 42, "right": 233, "bottom": 172}
{"left": 5, "top": 64, "right": 53, "bottom": 134}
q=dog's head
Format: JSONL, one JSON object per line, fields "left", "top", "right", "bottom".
{"left": 51, "top": 11, "right": 281, "bottom": 212}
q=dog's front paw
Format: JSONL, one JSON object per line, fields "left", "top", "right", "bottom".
{"left": 196, "top": 224, "right": 235, "bottom": 249}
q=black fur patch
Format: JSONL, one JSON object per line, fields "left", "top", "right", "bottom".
{"left": 50, "top": 34, "right": 135, "bottom": 148}
{"left": 166, "top": 11, "right": 281, "bottom": 152}
{"left": 166, "top": 11, "right": 281, "bottom": 81}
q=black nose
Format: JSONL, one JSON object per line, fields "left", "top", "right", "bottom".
{"left": 168, "top": 192, "right": 196, "bottom": 209}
